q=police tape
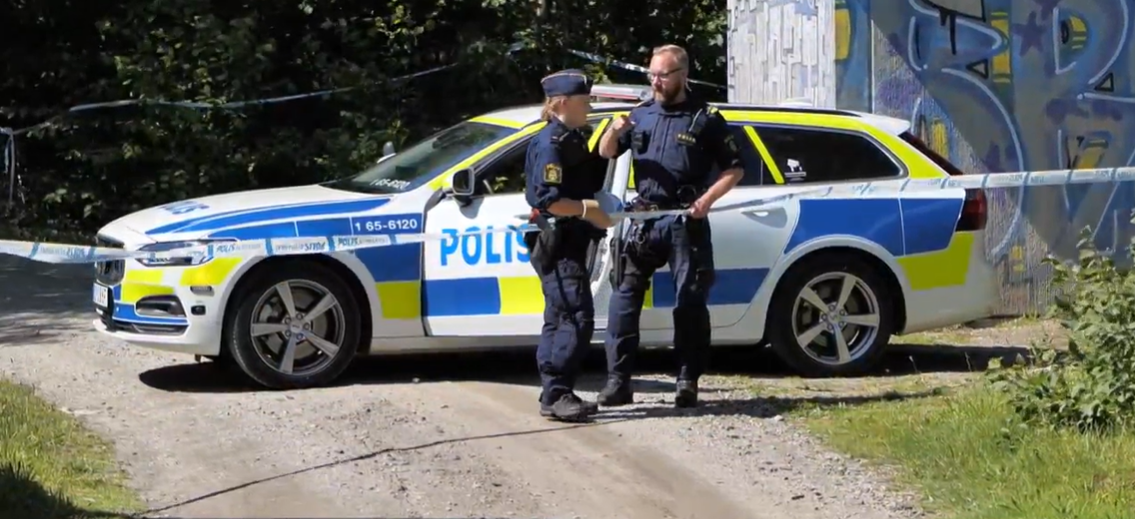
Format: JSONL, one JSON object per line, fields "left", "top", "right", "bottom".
{"left": 609, "top": 165, "right": 1135, "bottom": 219}
{"left": 566, "top": 49, "right": 727, "bottom": 90}
{"left": 0, "top": 223, "right": 545, "bottom": 265}
{"left": 3, "top": 165, "right": 1135, "bottom": 265}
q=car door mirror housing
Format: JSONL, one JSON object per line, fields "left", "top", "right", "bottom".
{"left": 450, "top": 169, "right": 476, "bottom": 196}
{"left": 449, "top": 168, "right": 477, "bottom": 207}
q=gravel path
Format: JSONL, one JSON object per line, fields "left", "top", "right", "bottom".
{"left": 0, "top": 256, "right": 924, "bottom": 519}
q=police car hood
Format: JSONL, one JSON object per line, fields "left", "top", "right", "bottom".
{"left": 104, "top": 184, "right": 391, "bottom": 241}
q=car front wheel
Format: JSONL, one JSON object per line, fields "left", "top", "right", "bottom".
{"left": 766, "top": 254, "right": 894, "bottom": 377}
{"left": 224, "top": 261, "right": 362, "bottom": 389}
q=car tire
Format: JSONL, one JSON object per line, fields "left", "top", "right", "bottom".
{"left": 224, "top": 261, "right": 362, "bottom": 389}
{"left": 765, "top": 253, "right": 894, "bottom": 377}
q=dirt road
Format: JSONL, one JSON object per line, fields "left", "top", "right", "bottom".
{"left": 1, "top": 256, "right": 925, "bottom": 519}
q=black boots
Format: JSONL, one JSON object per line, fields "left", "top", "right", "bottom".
{"left": 674, "top": 379, "right": 698, "bottom": 408}
{"left": 597, "top": 376, "right": 699, "bottom": 408}
{"left": 597, "top": 376, "right": 634, "bottom": 406}
{"left": 541, "top": 393, "right": 599, "bottom": 422}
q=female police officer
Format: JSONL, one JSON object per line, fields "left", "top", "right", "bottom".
{"left": 525, "top": 69, "right": 615, "bottom": 422}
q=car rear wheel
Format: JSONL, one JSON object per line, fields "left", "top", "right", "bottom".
{"left": 766, "top": 254, "right": 893, "bottom": 377}
{"left": 224, "top": 261, "right": 361, "bottom": 389}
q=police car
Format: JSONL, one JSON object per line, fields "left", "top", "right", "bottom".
{"left": 91, "top": 84, "right": 998, "bottom": 389}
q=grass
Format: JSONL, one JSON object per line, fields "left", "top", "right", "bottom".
{"left": 892, "top": 315, "right": 1056, "bottom": 347}
{"left": 0, "top": 379, "right": 142, "bottom": 519}
{"left": 797, "top": 382, "right": 1135, "bottom": 519}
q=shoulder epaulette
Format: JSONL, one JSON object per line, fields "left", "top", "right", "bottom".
{"left": 548, "top": 123, "right": 569, "bottom": 144}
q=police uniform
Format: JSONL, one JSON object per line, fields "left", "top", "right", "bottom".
{"left": 598, "top": 93, "right": 743, "bottom": 409}
{"left": 525, "top": 69, "right": 606, "bottom": 421}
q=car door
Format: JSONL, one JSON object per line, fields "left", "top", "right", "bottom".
{"left": 716, "top": 116, "right": 913, "bottom": 340}
{"left": 421, "top": 115, "right": 622, "bottom": 336}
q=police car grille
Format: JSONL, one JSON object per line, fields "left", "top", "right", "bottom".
{"left": 94, "top": 235, "right": 125, "bottom": 285}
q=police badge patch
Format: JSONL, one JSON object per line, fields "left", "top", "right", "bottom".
{"left": 544, "top": 163, "right": 562, "bottom": 183}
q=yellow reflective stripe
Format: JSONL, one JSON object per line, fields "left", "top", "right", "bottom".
{"left": 124, "top": 269, "right": 164, "bottom": 284}
{"left": 742, "top": 125, "right": 784, "bottom": 184}
{"left": 719, "top": 110, "right": 947, "bottom": 180}
{"left": 589, "top": 118, "right": 610, "bottom": 152}
{"left": 897, "top": 232, "right": 974, "bottom": 290}
{"left": 469, "top": 115, "right": 526, "bottom": 129}
{"left": 426, "top": 123, "right": 547, "bottom": 190}
{"left": 498, "top": 276, "right": 543, "bottom": 314}
{"left": 375, "top": 281, "right": 421, "bottom": 319}
{"left": 121, "top": 269, "right": 173, "bottom": 303}
{"left": 178, "top": 257, "right": 241, "bottom": 286}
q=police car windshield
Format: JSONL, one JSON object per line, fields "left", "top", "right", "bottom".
{"left": 326, "top": 121, "right": 517, "bottom": 194}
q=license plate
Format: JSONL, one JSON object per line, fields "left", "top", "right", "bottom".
{"left": 93, "top": 284, "right": 110, "bottom": 308}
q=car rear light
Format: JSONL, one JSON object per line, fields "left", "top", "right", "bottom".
{"left": 958, "top": 189, "right": 987, "bottom": 231}
{"left": 900, "top": 131, "right": 986, "bottom": 231}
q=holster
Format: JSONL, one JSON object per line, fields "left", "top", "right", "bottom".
{"left": 609, "top": 228, "right": 625, "bottom": 287}
{"left": 526, "top": 210, "right": 561, "bottom": 274}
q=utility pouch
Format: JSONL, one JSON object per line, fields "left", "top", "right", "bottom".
{"left": 526, "top": 228, "right": 560, "bottom": 274}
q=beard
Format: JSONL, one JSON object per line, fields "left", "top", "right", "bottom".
{"left": 653, "top": 81, "right": 685, "bottom": 104}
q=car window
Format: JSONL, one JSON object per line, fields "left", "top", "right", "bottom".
{"left": 478, "top": 143, "right": 529, "bottom": 195}
{"left": 728, "top": 125, "right": 771, "bottom": 187}
{"left": 752, "top": 125, "right": 901, "bottom": 184}
{"left": 477, "top": 117, "right": 614, "bottom": 196}
{"left": 477, "top": 139, "right": 611, "bottom": 196}
{"left": 324, "top": 121, "right": 517, "bottom": 194}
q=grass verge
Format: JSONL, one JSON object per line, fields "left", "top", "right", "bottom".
{"left": 798, "top": 382, "right": 1135, "bottom": 519}
{"left": 0, "top": 379, "right": 142, "bottom": 519}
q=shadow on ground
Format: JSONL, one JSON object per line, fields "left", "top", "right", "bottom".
{"left": 0, "top": 462, "right": 132, "bottom": 519}
{"left": 0, "top": 258, "right": 92, "bottom": 347}
{"left": 137, "top": 338, "right": 1030, "bottom": 396}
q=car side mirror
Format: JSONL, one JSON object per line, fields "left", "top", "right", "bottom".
{"left": 383, "top": 141, "right": 396, "bottom": 156}
{"left": 450, "top": 168, "right": 476, "bottom": 205}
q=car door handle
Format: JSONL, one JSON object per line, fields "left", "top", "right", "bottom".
{"left": 742, "top": 205, "right": 781, "bottom": 216}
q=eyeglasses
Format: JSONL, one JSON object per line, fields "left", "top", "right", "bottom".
{"left": 646, "top": 67, "right": 685, "bottom": 82}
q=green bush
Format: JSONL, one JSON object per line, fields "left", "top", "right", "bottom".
{"left": 989, "top": 227, "right": 1135, "bottom": 432}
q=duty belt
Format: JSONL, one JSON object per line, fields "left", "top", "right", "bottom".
{"left": 630, "top": 187, "right": 703, "bottom": 212}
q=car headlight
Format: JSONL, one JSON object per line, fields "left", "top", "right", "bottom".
{"left": 136, "top": 239, "right": 235, "bottom": 267}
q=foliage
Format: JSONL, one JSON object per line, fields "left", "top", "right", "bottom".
{"left": 804, "top": 385, "right": 1135, "bottom": 519}
{"left": 0, "top": 0, "right": 728, "bottom": 238}
{"left": 988, "top": 226, "right": 1135, "bottom": 432}
{"left": 0, "top": 379, "right": 142, "bottom": 517}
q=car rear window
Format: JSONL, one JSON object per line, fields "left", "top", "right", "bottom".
{"left": 899, "top": 131, "right": 966, "bottom": 176}
{"left": 753, "top": 125, "right": 901, "bottom": 184}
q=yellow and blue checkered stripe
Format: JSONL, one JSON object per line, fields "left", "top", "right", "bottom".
{"left": 417, "top": 267, "right": 770, "bottom": 317}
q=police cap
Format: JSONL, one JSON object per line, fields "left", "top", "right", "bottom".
{"left": 541, "top": 69, "right": 592, "bottom": 97}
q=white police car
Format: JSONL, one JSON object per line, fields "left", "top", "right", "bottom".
{"left": 92, "top": 85, "right": 998, "bottom": 389}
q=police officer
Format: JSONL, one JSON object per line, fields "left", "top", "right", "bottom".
{"left": 526, "top": 69, "right": 616, "bottom": 422}
{"left": 596, "top": 45, "right": 745, "bottom": 409}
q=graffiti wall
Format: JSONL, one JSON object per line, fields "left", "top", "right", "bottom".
{"left": 730, "top": 0, "right": 1135, "bottom": 315}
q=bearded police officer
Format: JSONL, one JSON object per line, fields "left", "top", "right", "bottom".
{"left": 525, "top": 69, "right": 615, "bottom": 421}
{"left": 596, "top": 45, "right": 744, "bottom": 409}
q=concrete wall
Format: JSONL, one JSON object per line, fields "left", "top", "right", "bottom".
{"left": 726, "top": 0, "right": 837, "bottom": 107}
{"left": 728, "top": 0, "right": 1135, "bottom": 315}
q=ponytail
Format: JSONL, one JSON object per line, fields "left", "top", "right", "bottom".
{"left": 540, "top": 97, "right": 562, "bottom": 121}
